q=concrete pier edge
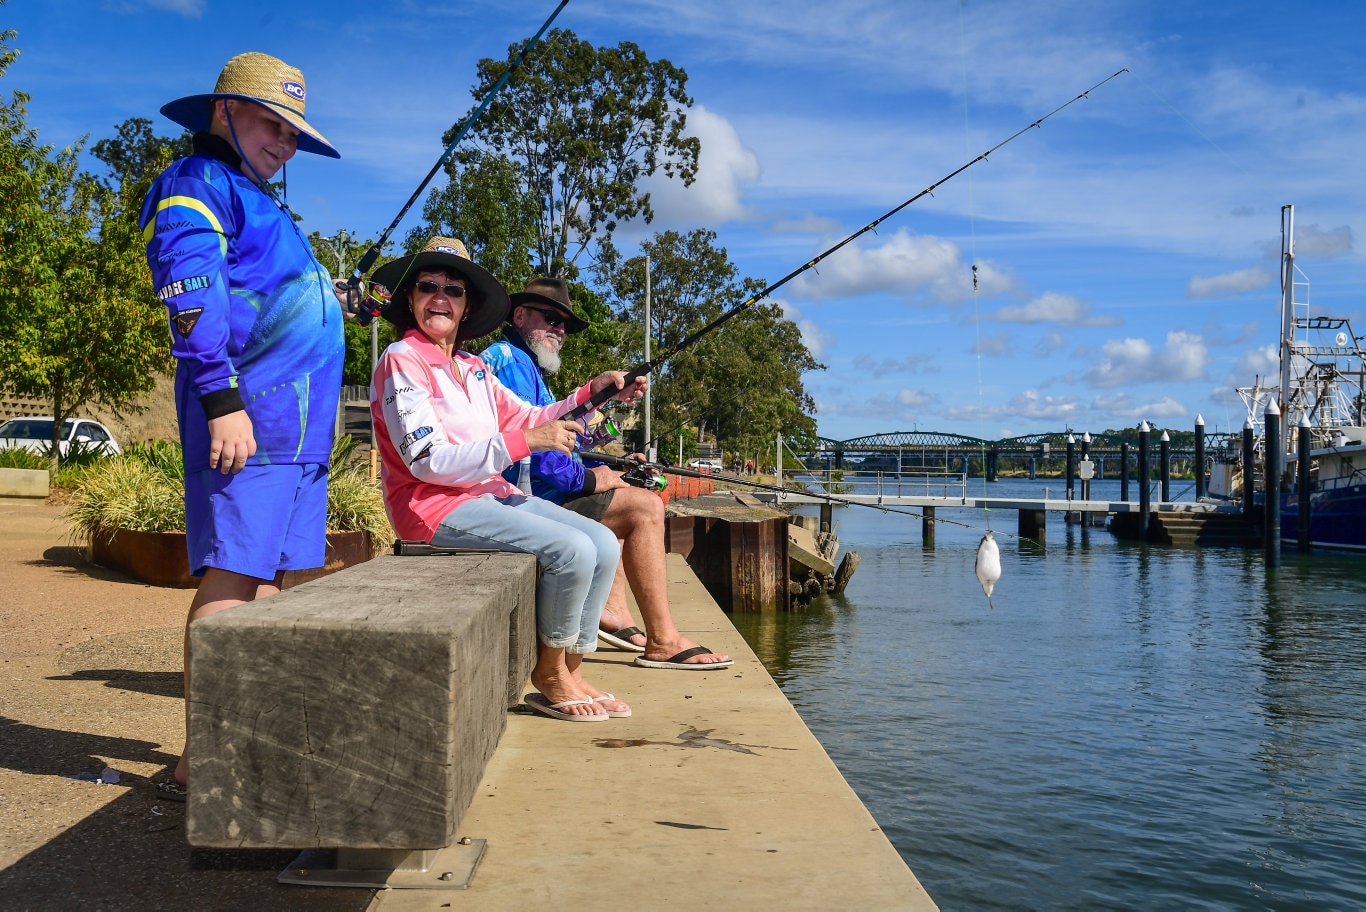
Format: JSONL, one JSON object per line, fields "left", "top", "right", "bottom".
{"left": 368, "top": 553, "right": 936, "bottom": 910}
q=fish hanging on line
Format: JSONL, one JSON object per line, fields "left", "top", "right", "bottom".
{"left": 975, "top": 530, "right": 1001, "bottom": 609}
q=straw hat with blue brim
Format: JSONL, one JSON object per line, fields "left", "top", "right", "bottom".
{"left": 372, "top": 236, "right": 510, "bottom": 342}
{"left": 160, "top": 51, "right": 339, "bottom": 158}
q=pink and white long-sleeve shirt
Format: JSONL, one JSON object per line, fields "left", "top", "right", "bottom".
{"left": 370, "top": 328, "right": 592, "bottom": 542}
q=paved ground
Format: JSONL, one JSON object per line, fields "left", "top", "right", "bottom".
{"left": 0, "top": 501, "right": 374, "bottom": 911}
{"left": 0, "top": 499, "right": 935, "bottom": 911}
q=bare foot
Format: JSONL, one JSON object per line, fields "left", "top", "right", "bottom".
{"left": 530, "top": 669, "right": 606, "bottom": 717}
{"left": 567, "top": 668, "right": 631, "bottom": 715}
{"left": 599, "top": 607, "right": 648, "bottom": 649}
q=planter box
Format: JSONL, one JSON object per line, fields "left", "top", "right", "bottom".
{"left": 89, "top": 529, "right": 374, "bottom": 589}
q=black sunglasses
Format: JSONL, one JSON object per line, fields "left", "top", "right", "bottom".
{"left": 524, "top": 306, "right": 566, "bottom": 328}
{"left": 414, "top": 280, "right": 467, "bottom": 298}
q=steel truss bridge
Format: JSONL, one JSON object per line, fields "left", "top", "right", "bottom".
{"left": 802, "top": 430, "right": 1211, "bottom": 476}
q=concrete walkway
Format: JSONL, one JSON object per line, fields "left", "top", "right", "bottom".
{"left": 0, "top": 502, "right": 936, "bottom": 910}
{"left": 372, "top": 553, "right": 936, "bottom": 911}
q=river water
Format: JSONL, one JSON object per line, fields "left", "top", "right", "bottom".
{"left": 731, "top": 477, "right": 1366, "bottom": 911}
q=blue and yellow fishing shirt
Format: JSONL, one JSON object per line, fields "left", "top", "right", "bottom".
{"left": 140, "top": 133, "right": 344, "bottom": 468}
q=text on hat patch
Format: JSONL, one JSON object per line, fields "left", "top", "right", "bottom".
{"left": 281, "top": 81, "right": 305, "bottom": 102}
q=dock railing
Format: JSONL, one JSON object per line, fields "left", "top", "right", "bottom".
{"left": 796, "top": 469, "right": 969, "bottom": 499}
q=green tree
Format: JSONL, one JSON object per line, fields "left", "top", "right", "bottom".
{"left": 595, "top": 229, "right": 822, "bottom": 462}
{"left": 454, "top": 28, "right": 699, "bottom": 275}
{"left": 90, "top": 116, "right": 191, "bottom": 189}
{"left": 308, "top": 229, "right": 397, "bottom": 387}
{"left": 0, "top": 24, "right": 171, "bottom": 469}
{"left": 410, "top": 152, "right": 539, "bottom": 288}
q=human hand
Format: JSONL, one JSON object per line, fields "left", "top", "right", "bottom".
{"left": 588, "top": 371, "right": 648, "bottom": 405}
{"left": 207, "top": 411, "right": 256, "bottom": 474}
{"left": 589, "top": 464, "right": 628, "bottom": 491}
{"left": 526, "top": 419, "right": 583, "bottom": 454}
{"left": 332, "top": 279, "right": 367, "bottom": 318}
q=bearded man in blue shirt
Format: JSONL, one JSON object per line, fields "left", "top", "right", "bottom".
{"left": 483, "top": 277, "right": 732, "bottom": 671}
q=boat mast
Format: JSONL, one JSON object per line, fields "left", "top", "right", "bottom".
{"left": 1279, "top": 204, "right": 1295, "bottom": 429}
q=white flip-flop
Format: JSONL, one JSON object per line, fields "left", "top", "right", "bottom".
{"left": 523, "top": 692, "right": 610, "bottom": 722}
{"left": 592, "top": 693, "right": 632, "bottom": 718}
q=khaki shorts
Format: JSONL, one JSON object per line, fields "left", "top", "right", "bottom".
{"left": 559, "top": 490, "right": 615, "bottom": 522}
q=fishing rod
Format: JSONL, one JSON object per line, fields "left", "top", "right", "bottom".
{"left": 584, "top": 450, "right": 1035, "bottom": 542}
{"left": 568, "top": 67, "right": 1129, "bottom": 421}
{"left": 347, "top": 0, "right": 571, "bottom": 323}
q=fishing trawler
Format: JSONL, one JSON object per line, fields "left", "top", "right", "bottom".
{"left": 1220, "top": 205, "right": 1366, "bottom": 552}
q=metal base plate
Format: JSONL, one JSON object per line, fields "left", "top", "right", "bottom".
{"left": 277, "top": 840, "right": 487, "bottom": 890}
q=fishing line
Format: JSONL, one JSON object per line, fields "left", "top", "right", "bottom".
{"left": 585, "top": 450, "right": 1039, "bottom": 544}
{"left": 958, "top": 0, "right": 992, "bottom": 533}
{"left": 346, "top": 0, "right": 571, "bottom": 320}
{"left": 567, "top": 67, "right": 1130, "bottom": 422}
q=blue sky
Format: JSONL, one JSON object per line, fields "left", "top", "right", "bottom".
{"left": 7, "top": 0, "right": 1366, "bottom": 443}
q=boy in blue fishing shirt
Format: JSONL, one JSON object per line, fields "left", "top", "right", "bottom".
{"left": 140, "top": 51, "right": 350, "bottom": 798}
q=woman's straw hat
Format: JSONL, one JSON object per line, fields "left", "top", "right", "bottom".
{"left": 160, "top": 51, "right": 338, "bottom": 158}
{"left": 373, "top": 236, "right": 510, "bottom": 342}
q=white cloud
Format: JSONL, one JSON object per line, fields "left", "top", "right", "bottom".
{"left": 788, "top": 229, "right": 1001, "bottom": 301}
{"left": 815, "top": 388, "right": 935, "bottom": 423}
{"left": 136, "top": 0, "right": 204, "bottom": 14}
{"left": 1091, "top": 393, "right": 1189, "bottom": 421}
{"left": 1276, "top": 223, "right": 1355, "bottom": 258}
{"left": 1083, "top": 331, "right": 1208, "bottom": 388}
{"left": 1224, "top": 343, "right": 1279, "bottom": 387}
{"left": 641, "top": 104, "right": 759, "bottom": 227}
{"left": 776, "top": 299, "right": 835, "bottom": 359}
{"left": 991, "top": 291, "right": 1121, "bottom": 326}
{"left": 943, "top": 389, "right": 1085, "bottom": 424}
{"left": 972, "top": 331, "right": 1012, "bottom": 357}
{"left": 851, "top": 353, "right": 936, "bottom": 378}
{"left": 772, "top": 213, "right": 843, "bottom": 235}
{"left": 1186, "top": 267, "right": 1274, "bottom": 298}
{"left": 1037, "top": 332, "right": 1066, "bottom": 355}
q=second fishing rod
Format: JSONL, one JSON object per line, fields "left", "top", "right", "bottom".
{"left": 567, "top": 67, "right": 1128, "bottom": 422}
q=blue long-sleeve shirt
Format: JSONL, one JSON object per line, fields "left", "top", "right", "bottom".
{"left": 481, "top": 327, "right": 598, "bottom": 504}
{"left": 140, "top": 133, "right": 344, "bottom": 468}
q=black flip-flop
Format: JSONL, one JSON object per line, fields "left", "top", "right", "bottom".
{"left": 154, "top": 779, "right": 187, "bottom": 802}
{"left": 598, "top": 625, "right": 647, "bottom": 652}
{"left": 634, "top": 645, "right": 735, "bottom": 670}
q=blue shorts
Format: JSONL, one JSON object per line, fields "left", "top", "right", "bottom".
{"left": 184, "top": 463, "right": 329, "bottom": 581}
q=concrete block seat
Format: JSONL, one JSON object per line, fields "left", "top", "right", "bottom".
{"left": 186, "top": 551, "right": 537, "bottom": 850}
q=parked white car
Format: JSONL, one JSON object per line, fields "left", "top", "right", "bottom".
{"left": 0, "top": 416, "right": 122, "bottom": 456}
{"left": 687, "top": 458, "right": 723, "bottom": 471}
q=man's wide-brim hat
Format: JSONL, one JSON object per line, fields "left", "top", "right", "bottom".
{"left": 509, "top": 277, "right": 589, "bottom": 334}
{"left": 160, "top": 51, "right": 339, "bottom": 158}
{"left": 372, "top": 236, "right": 510, "bottom": 341}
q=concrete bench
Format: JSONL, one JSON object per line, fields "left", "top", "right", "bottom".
{"left": 186, "top": 551, "right": 537, "bottom": 855}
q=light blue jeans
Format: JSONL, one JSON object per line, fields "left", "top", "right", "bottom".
{"left": 431, "top": 493, "right": 619, "bottom": 653}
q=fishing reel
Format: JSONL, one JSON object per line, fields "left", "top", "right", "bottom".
{"left": 622, "top": 464, "right": 668, "bottom": 492}
{"left": 348, "top": 283, "right": 391, "bottom": 326}
{"left": 577, "top": 411, "right": 621, "bottom": 451}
